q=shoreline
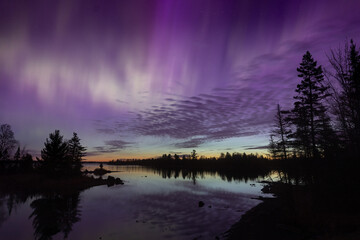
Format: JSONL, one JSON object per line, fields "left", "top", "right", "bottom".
{"left": 225, "top": 182, "right": 360, "bottom": 240}
{"left": 0, "top": 173, "right": 123, "bottom": 195}
{"left": 225, "top": 195, "right": 305, "bottom": 240}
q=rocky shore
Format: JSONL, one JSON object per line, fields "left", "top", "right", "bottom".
{"left": 225, "top": 182, "right": 360, "bottom": 240}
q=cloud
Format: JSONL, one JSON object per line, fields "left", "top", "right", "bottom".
{"left": 88, "top": 139, "right": 133, "bottom": 156}
{"left": 96, "top": 128, "right": 116, "bottom": 135}
{"left": 104, "top": 140, "right": 133, "bottom": 149}
{"left": 244, "top": 145, "right": 269, "bottom": 150}
{"left": 174, "top": 138, "right": 206, "bottom": 148}
{"left": 98, "top": 82, "right": 286, "bottom": 149}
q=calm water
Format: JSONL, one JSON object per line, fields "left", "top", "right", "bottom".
{"left": 0, "top": 164, "right": 269, "bottom": 240}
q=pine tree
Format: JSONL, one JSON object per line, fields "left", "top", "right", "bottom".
{"left": 41, "top": 130, "right": 69, "bottom": 176}
{"left": 290, "top": 51, "right": 332, "bottom": 158}
{"left": 68, "top": 132, "right": 86, "bottom": 175}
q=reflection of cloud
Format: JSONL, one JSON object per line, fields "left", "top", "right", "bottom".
{"left": 131, "top": 187, "right": 260, "bottom": 239}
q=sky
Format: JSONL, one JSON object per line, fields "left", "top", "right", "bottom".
{"left": 1, "top": 0, "right": 360, "bottom": 161}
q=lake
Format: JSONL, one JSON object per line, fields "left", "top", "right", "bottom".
{"left": 0, "top": 163, "right": 270, "bottom": 240}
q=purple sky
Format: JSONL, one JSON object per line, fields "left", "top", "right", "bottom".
{"left": 1, "top": 0, "right": 360, "bottom": 160}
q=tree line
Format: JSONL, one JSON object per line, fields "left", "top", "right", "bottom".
{"left": 269, "top": 40, "right": 360, "bottom": 162}
{"left": 0, "top": 126, "right": 86, "bottom": 177}
{"left": 110, "top": 150, "right": 270, "bottom": 171}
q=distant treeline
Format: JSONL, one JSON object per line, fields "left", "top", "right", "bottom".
{"left": 110, "top": 151, "right": 272, "bottom": 182}
{"left": 113, "top": 150, "right": 268, "bottom": 168}
{"left": 110, "top": 151, "right": 267, "bottom": 166}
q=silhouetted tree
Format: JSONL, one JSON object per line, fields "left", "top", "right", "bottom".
{"left": 191, "top": 149, "right": 197, "bottom": 160}
{"left": 67, "top": 132, "right": 86, "bottom": 175}
{"left": 327, "top": 39, "right": 360, "bottom": 156}
{"left": 270, "top": 104, "right": 290, "bottom": 160}
{"left": 20, "top": 153, "right": 33, "bottom": 172}
{"left": 0, "top": 124, "right": 18, "bottom": 161}
{"left": 289, "top": 51, "right": 332, "bottom": 158}
{"left": 268, "top": 134, "right": 279, "bottom": 159}
{"left": 41, "top": 130, "right": 69, "bottom": 176}
{"left": 14, "top": 146, "right": 20, "bottom": 161}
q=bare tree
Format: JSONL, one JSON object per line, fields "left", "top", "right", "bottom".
{"left": 326, "top": 39, "right": 360, "bottom": 156}
{"left": 270, "top": 104, "right": 290, "bottom": 160}
{"left": 0, "top": 124, "right": 18, "bottom": 160}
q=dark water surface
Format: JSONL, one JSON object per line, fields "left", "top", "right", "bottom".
{"left": 0, "top": 164, "right": 269, "bottom": 240}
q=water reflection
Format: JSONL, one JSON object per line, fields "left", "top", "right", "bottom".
{"left": 83, "top": 164, "right": 270, "bottom": 184}
{"left": 0, "top": 191, "right": 81, "bottom": 240}
{"left": 30, "top": 193, "right": 81, "bottom": 240}
{"left": 0, "top": 165, "right": 270, "bottom": 239}
{"left": 0, "top": 192, "right": 33, "bottom": 229}
{"left": 146, "top": 166, "right": 269, "bottom": 184}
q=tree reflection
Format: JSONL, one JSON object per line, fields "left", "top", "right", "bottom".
{"left": 0, "top": 192, "right": 33, "bottom": 229}
{"left": 30, "top": 193, "right": 81, "bottom": 240}
{"left": 150, "top": 167, "right": 269, "bottom": 184}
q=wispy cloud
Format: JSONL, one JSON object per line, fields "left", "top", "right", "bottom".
{"left": 88, "top": 139, "right": 134, "bottom": 156}
{"left": 96, "top": 82, "right": 286, "bottom": 149}
{"left": 244, "top": 145, "right": 269, "bottom": 150}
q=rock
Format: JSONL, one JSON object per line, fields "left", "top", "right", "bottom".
{"left": 198, "top": 201, "right": 205, "bottom": 207}
{"left": 106, "top": 176, "right": 124, "bottom": 186}
{"left": 93, "top": 168, "right": 111, "bottom": 176}
{"left": 107, "top": 176, "right": 115, "bottom": 186}
{"left": 261, "top": 185, "right": 271, "bottom": 193}
{"left": 115, "top": 177, "right": 124, "bottom": 185}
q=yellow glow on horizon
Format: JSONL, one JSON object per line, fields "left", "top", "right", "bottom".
{"left": 84, "top": 149, "right": 268, "bottom": 162}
